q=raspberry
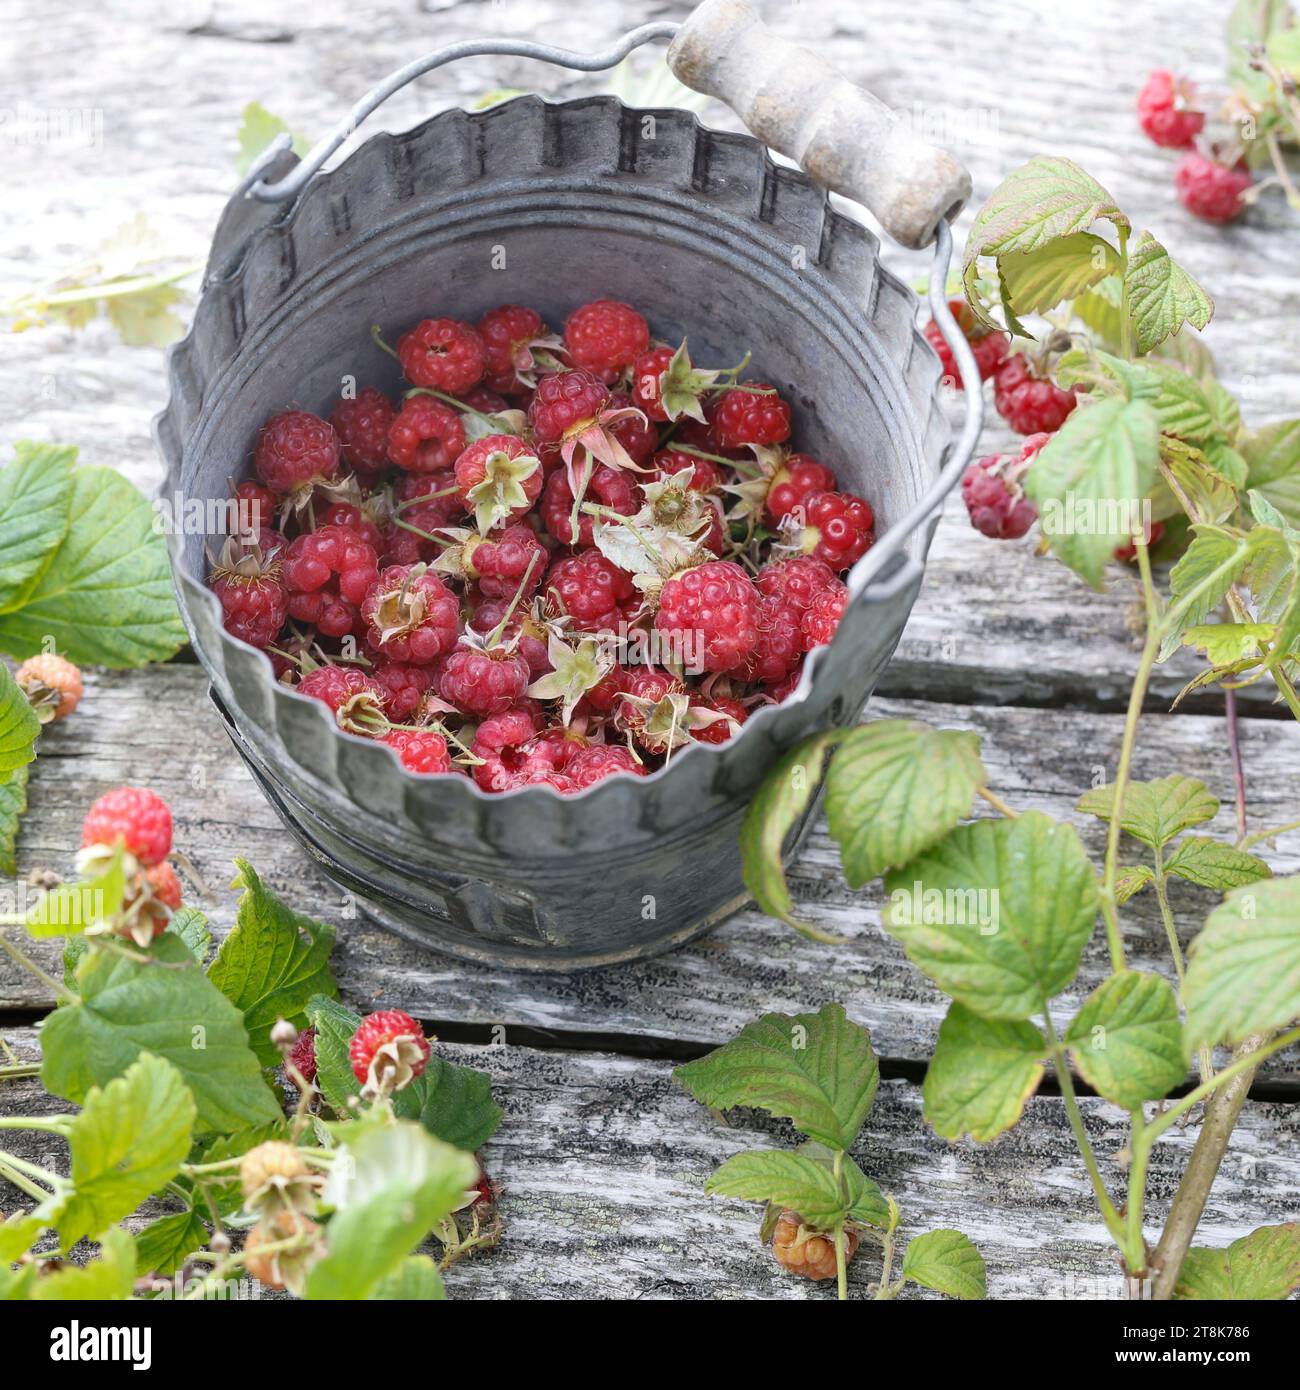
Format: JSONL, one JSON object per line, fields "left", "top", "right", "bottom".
{"left": 563, "top": 299, "right": 649, "bottom": 382}
{"left": 578, "top": 664, "right": 626, "bottom": 715}
{"left": 1137, "top": 70, "right": 1205, "bottom": 148}
{"left": 440, "top": 644, "right": 532, "bottom": 717}
{"left": 802, "top": 581, "right": 848, "bottom": 647}
{"left": 615, "top": 668, "right": 688, "bottom": 755}
{"left": 348, "top": 1009, "right": 431, "bottom": 1089}
{"left": 654, "top": 448, "right": 724, "bottom": 494}
{"left": 382, "top": 728, "right": 452, "bottom": 775}
{"left": 464, "top": 524, "right": 547, "bottom": 601}
{"left": 453, "top": 434, "right": 543, "bottom": 531}
{"left": 800, "top": 491, "right": 875, "bottom": 571}
{"left": 993, "top": 355, "right": 1078, "bottom": 435}
{"left": 691, "top": 694, "right": 747, "bottom": 745}
{"left": 288, "top": 589, "right": 362, "bottom": 639}
{"left": 239, "top": 1140, "right": 313, "bottom": 1219}
{"left": 368, "top": 660, "right": 436, "bottom": 721}
{"left": 765, "top": 454, "right": 837, "bottom": 526}
{"left": 254, "top": 411, "right": 341, "bottom": 496}
{"left": 297, "top": 665, "right": 386, "bottom": 720}
{"left": 82, "top": 787, "right": 173, "bottom": 867}
{"left": 771, "top": 1211, "right": 860, "bottom": 1281}
{"left": 15, "top": 653, "right": 84, "bottom": 722}
{"left": 655, "top": 561, "right": 760, "bottom": 673}
{"left": 923, "top": 299, "right": 1009, "bottom": 388}
{"left": 209, "top": 529, "right": 290, "bottom": 649}
{"left": 470, "top": 599, "right": 550, "bottom": 674}
{"left": 766, "top": 662, "right": 804, "bottom": 702}
{"left": 1115, "top": 519, "right": 1166, "bottom": 562}
{"left": 540, "top": 464, "right": 638, "bottom": 547}
{"left": 565, "top": 743, "right": 645, "bottom": 788}
{"left": 146, "top": 861, "right": 183, "bottom": 910}
{"left": 459, "top": 385, "right": 511, "bottom": 415}
{"left": 712, "top": 382, "right": 791, "bottom": 449}
{"left": 362, "top": 565, "right": 460, "bottom": 665}
{"left": 961, "top": 433, "right": 1048, "bottom": 540}
{"left": 387, "top": 396, "right": 467, "bottom": 473}
{"left": 527, "top": 368, "right": 611, "bottom": 445}
{"left": 544, "top": 550, "right": 636, "bottom": 633}
{"left": 282, "top": 524, "right": 379, "bottom": 607}
{"left": 289, "top": 1026, "right": 317, "bottom": 1084}
{"left": 320, "top": 501, "right": 382, "bottom": 552}
{"left": 743, "top": 593, "right": 805, "bottom": 684}
{"left": 630, "top": 345, "right": 677, "bottom": 421}
{"left": 233, "top": 480, "right": 278, "bottom": 533}
{"left": 393, "top": 469, "right": 464, "bottom": 548}
{"left": 1174, "top": 151, "right": 1252, "bottom": 224}
{"left": 331, "top": 386, "right": 395, "bottom": 476}
{"left": 398, "top": 318, "right": 486, "bottom": 394}
{"left": 756, "top": 555, "right": 838, "bottom": 612}
{"left": 477, "top": 304, "right": 551, "bottom": 394}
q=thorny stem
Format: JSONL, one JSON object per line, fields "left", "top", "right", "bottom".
{"left": 832, "top": 1149, "right": 848, "bottom": 1302}
{"left": 1151, "top": 846, "right": 1213, "bottom": 1084}
{"left": 976, "top": 786, "right": 1019, "bottom": 819}
{"left": 1224, "top": 687, "right": 1248, "bottom": 842}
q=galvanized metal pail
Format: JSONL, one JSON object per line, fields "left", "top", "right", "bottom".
{"left": 155, "top": 0, "right": 983, "bottom": 969}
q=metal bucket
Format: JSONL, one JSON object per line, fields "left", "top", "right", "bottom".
{"left": 155, "top": 0, "right": 983, "bottom": 969}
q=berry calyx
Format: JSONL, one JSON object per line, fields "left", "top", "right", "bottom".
{"left": 477, "top": 304, "right": 561, "bottom": 393}
{"left": 239, "top": 1140, "right": 317, "bottom": 1218}
{"left": 348, "top": 1009, "right": 432, "bottom": 1093}
{"left": 297, "top": 666, "right": 388, "bottom": 732}
{"left": 81, "top": 786, "right": 173, "bottom": 868}
{"left": 362, "top": 564, "right": 460, "bottom": 665}
{"left": 453, "top": 434, "right": 543, "bottom": 532}
{"left": 15, "top": 653, "right": 83, "bottom": 723}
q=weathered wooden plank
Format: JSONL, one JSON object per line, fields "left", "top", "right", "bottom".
{"left": 3, "top": 667, "right": 1297, "bottom": 1088}
{"left": 1, "top": 1027, "right": 1295, "bottom": 1300}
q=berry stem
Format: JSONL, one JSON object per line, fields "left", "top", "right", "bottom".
{"left": 1117, "top": 225, "right": 1133, "bottom": 362}
{"left": 0, "top": 932, "right": 75, "bottom": 1004}
{"left": 0, "top": 1151, "right": 55, "bottom": 1202}
{"left": 975, "top": 786, "right": 1018, "bottom": 819}
{"left": 370, "top": 323, "right": 399, "bottom": 361}
{"left": 832, "top": 1148, "right": 849, "bottom": 1302}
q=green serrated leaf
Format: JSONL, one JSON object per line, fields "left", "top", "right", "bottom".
{"left": 1243, "top": 420, "right": 1300, "bottom": 526}
{"left": 901, "top": 1229, "right": 987, "bottom": 1299}
{"left": 370, "top": 1254, "right": 447, "bottom": 1301}
{"left": 1064, "top": 971, "right": 1184, "bottom": 1108}
{"left": 1180, "top": 623, "right": 1272, "bottom": 665}
{"left": 31, "top": 1227, "right": 136, "bottom": 1301}
{"left": 1241, "top": 526, "right": 1300, "bottom": 672}
{"left": 1073, "top": 274, "right": 1126, "bottom": 353}
{"left": 41, "top": 933, "right": 282, "bottom": 1134}
{"left": 25, "top": 843, "right": 127, "bottom": 939}
{"left": 1000, "top": 232, "right": 1119, "bottom": 316}
{"left": 0, "top": 442, "right": 75, "bottom": 611}
{"left": 166, "top": 906, "right": 211, "bottom": 963}
{"left": 705, "top": 1150, "right": 858, "bottom": 1229}
{"left": 1184, "top": 877, "right": 1300, "bottom": 1051}
{"left": 883, "top": 812, "right": 1098, "bottom": 1021}
{"left": 1076, "top": 775, "right": 1219, "bottom": 848}
{"left": 236, "top": 101, "right": 311, "bottom": 178}
{"left": 1147, "top": 363, "right": 1223, "bottom": 444}
{"left": 0, "top": 762, "right": 29, "bottom": 876}
{"left": 923, "top": 1003, "right": 1044, "bottom": 1142}
{"left": 0, "top": 1212, "right": 45, "bottom": 1262}
{"left": 822, "top": 721, "right": 985, "bottom": 889}
{"left": 1123, "top": 232, "right": 1214, "bottom": 356}
{"left": 1161, "top": 527, "right": 1255, "bottom": 658}
{"left": 0, "top": 663, "right": 40, "bottom": 786}
{"left": 1115, "top": 863, "right": 1155, "bottom": 905}
{"left": 134, "top": 1208, "right": 208, "bottom": 1277}
{"left": 0, "top": 466, "right": 186, "bottom": 668}
{"left": 208, "top": 860, "right": 338, "bottom": 1066}
{"left": 1175, "top": 1223, "right": 1300, "bottom": 1300}
{"left": 796, "top": 1143, "right": 890, "bottom": 1228}
{"left": 1025, "top": 398, "right": 1160, "bottom": 590}
{"left": 675, "top": 1003, "right": 879, "bottom": 1151}
{"left": 1164, "top": 837, "right": 1272, "bottom": 891}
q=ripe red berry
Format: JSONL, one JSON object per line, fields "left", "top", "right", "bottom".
{"left": 527, "top": 368, "right": 611, "bottom": 444}
{"left": 387, "top": 396, "right": 467, "bottom": 473}
{"left": 1174, "top": 152, "right": 1252, "bottom": 224}
{"left": 320, "top": 502, "right": 383, "bottom": 552}
{"left": 756, "top": 555, "right": 838, "bottom": 612}
{"left": 15, "top": 653, "right": 84, "bottom": 722}
{"left": 282, "top": 524, "right": 380, "bottom": 607}
{"left": 453, "top": 434, "right": 543, "bottom": 531}
{"left": 368, "top": 660, "right": 436, "bottom": 721}
{"left": 469, "top": 599, "right": 550, "bottom": 675}
{"left": 563, "top": 299, "right": 649, "bottom": 382}
{"left": 802, "top": 581, "right": 848, "bottom": 647}
{"left": 607, "top": 391, "right": 658, "bottom": 465}
{"left": 655, "top": 561, "right": 760, "bottom": 673}
{"left": 82, "top": 787, "right": 173, "bottom": 867}
{"left": 331, "top": 386, "right": 395, "bottom": 476}
{"left": 923, "top": 299, "right": 1009, "bottom": 388}
{"left": 233, "top": 480, "right": 278, "bottom": 533}
{"left": 382, "top": 728, "right": 452, "bottom": 775}
{"left": 712, "top": 382, "right": 791, "bottom": 449}
{"left": 362, "top": 565, "right": 460, "bottom": 665}
{"left": 630, "top": 345, "right": 677, "bottom": 421}
{"left": 289, "top": 1027, "right": 317, "bottom": 1085}
{"left": 348, "top": 1009, "right": 431, "bottom": 1088}
{"left": 691, "top": 694, "right": 747, "bottom": 745}
{"left": 254, "top": 411, "right": 342, "bottom": 496}
{"left": 146, "top": 860, "right": 183, "bottom": 910}
{"left": 993, "top": 355, "right": 1078, "bottom": 435}
{"left": 398, "top": 318, "right": 486, "bottom": 394}
{"left": 464, "top": 524, "right": 547, "bottom": 601}
{"left": 765, "top": 454, "right": 837, "bottom": 526}
{"left": 742, "top": 592, "right": 805, "bottom": 683}
{"left": 961, "top": 433, "right": 1049, "bottom": 540}
{"left": 1115, "top": 520, "right": 1166, "bottom": 562}
{"left": 565, "top": 743, "right": 646, "bottom": 788}
{"left": 615, "top": 668, "right": 688, "bottom": 754}
{"left": 298, "top": 666, "right": 387, "bottom": 719}
{"left": 540, "top": 463, "right": 638, "bottom": 547}
{"left": 210, "top": 536, "right": 289, "bottom": 649}
{"left": 800, "top": 491, "right": 875, "bottom": 571}
{"left": 477, "top": 304, "right": 550, "bottom": 394}
{"left": 1137, "top": 71, "right": 1205, "bottom": 148}
{"left": 544, "top": 550, "right": 636, "bottom": 633}
{"left": 440, "top": 644, "right": 532, "bottom": 717}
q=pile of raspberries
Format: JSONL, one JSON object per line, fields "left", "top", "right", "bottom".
{"left": 207, "top": 298, "right": 874, "bottom": 794}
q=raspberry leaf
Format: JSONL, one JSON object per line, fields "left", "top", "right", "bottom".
{"left": 0, "top": 465, "right": 186, "bottom": 668}
{"left": 674, "top": 1003, "right": 879, "bottom": 1151}
{"left": 922, "top": 1003, "right": 1045, "bottom": 1143}
{"left": 306, "top": 1120, "right": 478, "bottom": 1300}
{"left": 0, "top": 662, "right": 40, "bottom": 786}
{"left": 133, "top": 1209, "right": 209, "bottom": 1278}
{"left": 41, "top": 932, "right": 282, "bottom": 1134}
{"left": 25, "top": 844, "right": 127, "bottom": 939}
{"left": 1073, "top": 275, "right": 1126, "bottom": 354}
{"left": 738, "top": 731, "right": 847, "bottom": 942}
{"left": 1184, "top": 877, "right": 1300, "bottom": 1051}
{"left": 0, "top": 755, "right": 29, "bottom": 878}
{"left": 1243, "top": 420, "right": 1300, "bottom": 526}
{"left": 999, "top": 232, "right": 1119, "bottom": 318}
{"left": 1115, "top": 863, "right": 1155, "bottom": 904}
{"left": 56, "top": 1052, "right": 196, "bottom": 1250}
{"left": 29, "top": 1227, "right": 136, "bottom": 1301}
{"left": 882, "top": 813, "right": 1098, "bottom": 1021}
{"left": 1160, "top": 525, "right": 1257, "bottom": 659}
{"left": 166, "top": 906, "right": 212, "bottom": 964}
{"left": 1181, "top": 623, "right": 1272, "bottom": 665}
{"left": 0, "top": 442, "right": 75, "bottom": 611}
{"left": 824, "top": 720, "right": 985, "bottom": 889}
{"left": 900, "top": 1229, "right": 987, "bottom": 1300}
{"left": 1164, "top": 837, "right": 1272, "bottom": 891}
{"left": 1146, "top": 362, "right": 1222, "bottom": 442}
{"left": 1064, "top": 971, "right": 1184, "bottom": 1109}
{"left": 0, "top": 1212, "right": 45, "bottom": 1262}
{"left": 370, "top": 1254, "right": 447, "bottom": 1301}
{"left": 1075, "top": 775, "right": 1219, "bottom": 848}
{"left": 1024, "top": 397, "right": 1160, "bottom": 591}
{"left": 1240, "top": 525, "right": 1300, "bottom": 674}
{"left": 208, "top": 860, "right": 339, "bottom": 1066}
{"left": 236, "top": 101, "right": 310, "bottom": 178}
{"left": 1174, "top": 1224, "right": 1300, "bottom": 1300}
{"left": 704, "top": 1150, "right": 878, "bottom": 1230}
{"left": 1123, "top": 232, "right": 1214, "bottom": 356}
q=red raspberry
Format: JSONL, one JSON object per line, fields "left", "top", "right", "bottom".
{"left": 1137, "top": 71, "right": 1205, "bottom": 148}
{"left": 655, "top": 561, "right": 760, "bottom": 673}
{"left": 993, "top": 355, "right": 1078, "bottom": 435}
{"left": 608, "top": 391, "right": 658, "bottom": 466}
{"left": 254, "top": 411, "right": 342, "bottom": 496}
{"left": 674, "top": 408, "right": 747, "bottom": 460}
{"left": 923, "top": 299, "right": 1009, "bottom": 389}
{"left": 470, "top": 705, "right": 555, "bottom": 792}
{"left": 454, "top": 434, "right": 543, "bottom": 530}
{"left": 1174, "top": 152, "right": 1252, "bottom": 224}
{"left": 527, "top": 368, "right": 611, "bottom": 445}
{"left": 82, "top": 787, "right": 173, "bottom": 867}
{"left": 15, "top": 653, "right": 84, "bottom": 723}
{"left": 282, "top": 525, "right": 379, "bottom": 607}
{"left": 289, "top": 1027, "right": 317, "bottom": 1085}
{"left": 298, "top": 666, "right": 387, "bottom": 719}
{"left": 331, "top": 386, "right": 395, "bottom": 476}
{"left": 578, "top": 664, "right": 627, "bottom": 715}
{"left": 320, "top": 502, "right": 382, "bottom": 552}
{"left": 630, "top": 345, "right": 676, "bottom": 421}
{"left": 800, "top": 491, "right": 875, "bottom": 571}
{"left": 767, "top": 663, "right": 804, "bottom": 702}
{"left": 563, "top": 299, "right": 649, "bottom": 383}
{"left": 802, "top": 582, "right": 848, "bottom": 647}
{"left": 287, "top": 588, "right": 363, "bottom": 639}
{"left": 394, "top": 469, "right": 464, "bottom": 537}
{"left": 742, "top": 593, "right": 805, "bottom": 684}
{"left": 362, "top": 565, "right": 460, "bottom": 665}
{"left": 540, "top": 464, "right": 638, "bottom": 547}
{"left": 961, "top": 433, "right": 1048, "bottom": 540}
{"left": 691, "top": 694, "right": 747, "bottom": 745}
{"left": 348, "top": 1010, "right": 431, "bottom": 1087}
{"left": 369, "top": 660, "right": 436, "bottom": 721}
{"left": 209, "top": 537, "right": 288, "bottom": 649}
{"left": 615, "top": 668, "right": 687, "bottom": 754}
{"left": 465, "top": 524, "right": 547, "bottom": 601}
{"left": 712, "top": 383, "right": 791, "bottom": 449}
{"left": 382, "top": 728, "right": 452, "bottom": 775}
{"left": 233, "top": 480, "right": 278, "bottom": 534}
{"left": 565, "top": 743, "right": 645, "bottom": 788}
{"left": 1115, "top": 520, "right": 1166, "bottom": 562}
{"left": 387, "top": 397, "right": 467, "bottom": 473}
{"left": 765, "top": 454, "right": 836, "bottom": 526}
{"left": 440, "top": 644, "right": 532, "bottom": 717}
{"left": 469, "top": 599, "right": 550, "bottom": 675}
{"left": 477, "top": 304, "right": 550, "bottom": 394}
{"left": 544, "top": 550, "right": 636, "bottom": 633}
{"left": 459, "top": 385, "right": 511, "bottom": 415}
{"left": 398, "top": 318, "right": 486, "bottom": 394}
{"left": 756, "top": 555, "right": 837, "bottom": 612}
{"left": 654, "top": 448, "right": 724, "bottom": 494}
{"left": 146, "top": 860, "right": 183, "bottom": 910}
